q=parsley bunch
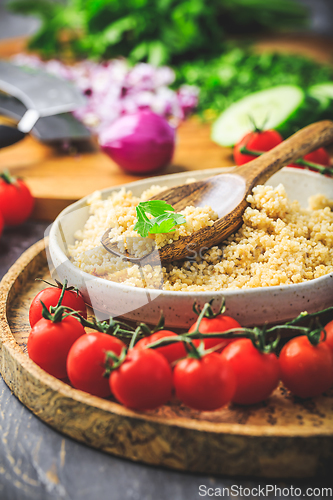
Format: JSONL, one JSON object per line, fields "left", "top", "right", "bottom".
{"left": 8, "top": 0, "right": 308, "bottom": 64}
{"left": 174, "top": 47, "right": 333, "bottom": 118}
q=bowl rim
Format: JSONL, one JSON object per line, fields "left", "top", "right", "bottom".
{"left": 49, "top": 166, "right": 333, "bottom": 298}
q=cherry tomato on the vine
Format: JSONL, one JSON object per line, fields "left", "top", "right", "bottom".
{"left": 323, "top": 320, "right": 333, "bottom": 354}
{"left": 189, "top": 315, "right": 241, "bottom": 353}
{"left": 221, "top": 339, "right": 280, "bottom": 405}
{"left": 173, "top": 353, "right": 236, "bottom": 411}
{"left": 67, "top": 332, "right": 126, "bottom": 398}
{"left": 279, "top": 335, "right": 333, "bottom": 399}
{"left": 233, "top": 130, "right": 283, "bottom": 166}
{"left": 29, "top": 285, "right": 87, "bottom": 327}
{"left": 134, "top": 330, "right": 187, "bottom": 365}
{"left": 0, "top": 210, "right": 3, "bottom": 239}
{"left": 27, "top": 316, "right": 86, "bottom": 379}
{"left": 288, "top": 147, "right": 331, "bottom": 170}
{"left": 0, "top": 172, "right": 34, "bottom": 226}
{"left": 110, "top": 349, "right": 173, "bottom": 410}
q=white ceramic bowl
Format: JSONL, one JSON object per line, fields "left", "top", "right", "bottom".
{"left": 48, "top": 167, "right": 333, "bottom": 329}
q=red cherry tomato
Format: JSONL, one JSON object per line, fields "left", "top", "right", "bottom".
{"left": 173, "top": 352, "right": 235, "bottom": 411}
{"left": 233, "top": 130, "right": 283, "bottom": 166}
{"left": 0, "top": 173, "right": 34, "bottom": 226}
{"left": 27, "top": 316, "right": 86, "bottom": 379}
{"left": 134, "top": 330, "right": 187, "bottom": 365}
{"left": 221, "top": 339, "right": 280, "bottom": 405}
{"left": 279, "top": 336, "right": 333, "bottom": 399}
{"left": 110, "top": 349, "right": 173, "bottom": 410}
{"left": 189, "top": 315, "right": 242, "bottom": 353}
{"left": 323, "top": 320, "right": 333, "bottom": 354}
{"left": 67, "top": 332, "right": 126, "bottom": 398}
{"left": 29, "top": 286, "right": 87, "bottom": 327}
{"left": 0, "top": 210, "right": 3, "bottom": 239}
{"left": 288, "top": 147, "right": 331, "bottom": 170}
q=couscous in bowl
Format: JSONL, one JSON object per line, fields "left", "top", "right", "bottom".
{"left": 48, "top": 167, "right": 333, "bottom": 329}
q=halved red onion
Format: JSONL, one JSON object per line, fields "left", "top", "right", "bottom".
{"left": 99, "top": 110, "right": 175, "bottom": 174}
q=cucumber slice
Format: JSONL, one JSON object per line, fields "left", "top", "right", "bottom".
{"left": 308, "top": 82, "right": 333, "bottom": 102}
{"left": 308, "top": 83, "right": 333, "bottom": 118}
{"left": 211, "top": 85, "right": 305, "bottom": 147}
{"left": 278, "top": 94, "right": 324, "bottom": 139}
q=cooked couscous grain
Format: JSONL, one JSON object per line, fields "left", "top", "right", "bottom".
{"left": 68, "top": 183, "right": 333, "bottom": 290}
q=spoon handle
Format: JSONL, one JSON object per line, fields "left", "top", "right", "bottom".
{"left": 236, "top": 120, "right": 333, "bottom": 190}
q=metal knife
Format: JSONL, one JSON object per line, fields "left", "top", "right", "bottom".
{"left": 0, "top": 60, "right": 87, "bottom": 148}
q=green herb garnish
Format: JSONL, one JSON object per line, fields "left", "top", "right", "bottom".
{"left": 174, "top": 47, "right": 333, "bottom": 120}
{"left": 8, "top": 0, "right": 307, "bottom": 63}
{"left": 134, "top": 200, "right": 186, "bottom": 238}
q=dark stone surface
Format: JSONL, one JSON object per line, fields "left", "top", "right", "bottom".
{"left": 0, "top": 221, "right": 49, "bottom": 274}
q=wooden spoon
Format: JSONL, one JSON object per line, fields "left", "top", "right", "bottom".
{"left": 101, "top": 120, "right": 333, "bottom": 263}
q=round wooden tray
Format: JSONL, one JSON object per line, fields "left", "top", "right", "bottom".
{"left": 0, "top": 239, "right": 332, "bottom": 478}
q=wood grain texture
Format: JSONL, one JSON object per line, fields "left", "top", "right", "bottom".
{"left": 0, "top": 240, "right": 332, "bottom": 478}
{"left": 0, "top": 118, "right": 234, "bottom": 222}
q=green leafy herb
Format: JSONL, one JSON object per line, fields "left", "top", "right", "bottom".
{"left": 174, "top": 47, "right": 333, "bottom": 119}
{"left": 134, "top": 200, "right": 186, "bottom": 238}
{"left": 8, "top": 0, "right": 308, "bottom": 63}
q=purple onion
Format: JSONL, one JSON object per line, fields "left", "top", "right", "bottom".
{"left": 99, "top": 110, "right": 175, "bottom": 174}
{"left": 12, "top": 55, "right": 199, "bottom": 137}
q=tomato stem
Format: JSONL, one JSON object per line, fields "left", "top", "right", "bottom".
{"left": 68, "top": 300, "right": 333, "bottom": 355}
{"left": 40, "top": 300, "right": 82, "bottom": 323}
{"left": 239, "top": 146, "right": 333, "bottom": 176}
{"left": 192, "top": 297, "right": 226, "bottom": 319}
{"left": 70, "top": 311, "right": 140, "bottom": 339}
{"left": 285, "top": 306, "right": 333, "bottom": 326}
{"left": 306, "top": 317, "right": 325, "bottom": 346}
{"left": 144, "top": 328, "right": 247, "bottom": 353}
{"left": 103, "top": 325, "right": 143, "bottom": 375}
{"left": 104, "top": 347, "right": 127, "bottom": 376}
{"left": 55, "top": 279, "right": 68, "bottom": 308}
{"left": 247, "top": 114, "right": 268, "bottom": 133}
{"left": 0, "top": 169, "right": 17, "bottom": 185}
{"left": 184, "top": 338, "right": 204, "bottom": 359}
{"left": 129, "top": 326, "right": 143, "bottom": 350}
{"left": 141, "top": 319, "right": 330, "bottom": 355}
{"left": 35, "top": 277, "right": 82, "bottom": 297}
{"left": 151, "top": 311, "right": 165, "bottom": 333}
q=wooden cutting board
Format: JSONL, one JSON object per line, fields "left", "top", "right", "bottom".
{"left": 0, "top": 239, "right": 332, "bottom": 478}
{"left": 0, "top": 118, "right": 233, "bottom": 221}
{"left": 1, "top": 34, "right": 333, "bottom": 221}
